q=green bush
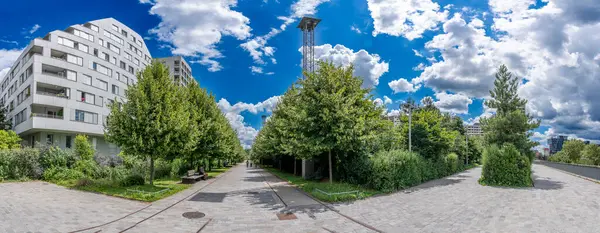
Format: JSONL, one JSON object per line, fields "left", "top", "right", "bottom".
{"left": 170, "top": 158, "right": 191, "bottom": 177}
{"left": 338, "top": 153, "right": 373, "bottom": 185}
{"left": 370, "top": 150, "right": 423, "bottom": 192}
{"left": 43, "top": 167, "right": 86, "bottom": 181}
{"left": 8, "top": 148, "right": 41, "bottom": 179}
{"left": 39, "top": 146, "right": 75, "bottom": 170}
{"left": 121, "top": 174, "right": 145, "bottom": 186}
{"left": 548, "top": 151, "right": 570, "bottom": 163}
{"left": 104, "top": 166, "right": 130, "bottom": 183}
{"left": 154, "top": 159, "right": 172, "bottom": 179}
{"left": 74, "top": 178, "right": 94, "bottom": 187}
{"left": 445, "top": 153, "right": 459, "bottom": 174}
{"left": 75, "top": 135, "right": 94, "bottom": 160}
{"left": 479, "top": 144, "right": 532, "bottom": 187}
{"left": 0, "top": 130, "right": 22, "bottom": 149}
{"left": 74, "top": 160, "right": 104, "bottom": 178}
{"left": 580, "top": 144, "right": 600, "bottom": 166}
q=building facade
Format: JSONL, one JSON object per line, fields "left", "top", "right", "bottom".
{"left": 0, "top": 18, "right": 188, "bottom": 157}
{"left": 157, "top": 56, "right": 195, "bottom": 86}
{"left": 465, "top": 123, "right": 483, "bottom": 136}
{"left": 548, "top": 135, "right": 568, "bottom": 155}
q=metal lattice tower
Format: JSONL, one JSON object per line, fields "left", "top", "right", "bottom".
{"left": 297, "top": 17, "right": 321, "bottom": 78}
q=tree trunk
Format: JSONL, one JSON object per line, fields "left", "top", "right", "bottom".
{"left": 328, "top": 150, "right": 333, "bottom": 184}
{"left": 208, "top": 158, "right": 212, "bottom": 171}
{"left": 294, "top": 159, "right": 297, "bottom": 176}
{"left": 149, "top": 157, "right": 155, "bottom": 185}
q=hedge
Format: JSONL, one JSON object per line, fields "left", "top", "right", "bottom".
{"left": 479, "top": 144, "right": 532, "bottom": 187}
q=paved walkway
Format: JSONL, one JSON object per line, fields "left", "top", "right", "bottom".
{"left": 1, "top": 163, "right": 600, "bottom": 232}
{"left": 335, "top": 164, "right": 600, "bottom": 232}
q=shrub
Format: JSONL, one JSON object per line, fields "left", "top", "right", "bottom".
{"left": 370, "top": 150, "right": 423, "bottom": 192}
{"left": 39, "top": 146, "right": 75, "bottom": 170}
{"left": 74, "top": 178, "right": 94, "bottom": 187}
{"left": 445, "top": 153, "right": 459, "bottom": 174}
{"left": 170, "top": 158, "right": 191, "bottom": 177}
{"left": 121, "top": 174, "right": 145, "bottom": 186}
{"left": 580, "top": 144, "right": 600, "bottom": 166}
{"left": 10, "top": 148, "right": 42, "bottom": 179}
{"left": 338, "top": 153, "right": 373, "bottom": 185}
{"left": 75, "top": 135, "right": 94, "bottom": 160}
{"left": 43, "top": 167, "right": 85, "bottom": 181}
{"left": 479, "top": 144, "right": 532, "bottom": 187}
{"left": 153, "top": 159, "right": 172, "bottom": 179}
{"left": 74, "top": 160, "right": 104, "bottom": 178}
{"left": 104, "top": 166, "right": 130, "bottom": 183}
{"left": 0, "top": 130, "right": 22, "bottom": 149}
{"left": 549, "top": 151, "right": 570, "bottom": 163}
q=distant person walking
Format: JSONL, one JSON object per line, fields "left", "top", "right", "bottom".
{"left": 246, "top": 160, "right": 249, "bottom": 167}
{"left": 250, "top": 161, "right": 253, "bottom": 167}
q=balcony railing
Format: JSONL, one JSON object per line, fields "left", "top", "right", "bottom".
{"left": 31, "top": 113, "right": 64, "bottom": 119}
{"left": 37, "top": 90, "right": 69, "bottom": 99}
{"left": 42, "top": 70, "right": 66, "bottom": 78}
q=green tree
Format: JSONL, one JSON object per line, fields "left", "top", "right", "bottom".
{"left": 0, "top": 130, "right": 21, "bottom": 149}
{"left": 481, "top": 65, "right": 540, "bottom": 155}
{"left": 295, "top": 61, "right": 384, "bottom": 183}
{"left": 561, "top": 140, "right": 586, "bottom": 163}
{"left": 580, "top": 144, "right": 600, "bottom": 165}
{"left": 105, "top": 61, "right": 198, "bottom": 185}
{"left": 0, "top": 106, "right": 11, "bottom": 130}
{"left": 74, "top": 134, "right": 94, "bottom": 160}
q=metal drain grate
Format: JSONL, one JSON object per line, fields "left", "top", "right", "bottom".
{"left": 182, "top": 211, "right": 206, "bottom": 219}
{"left": 276, "top": 212, "right": 297, "bottom": 220}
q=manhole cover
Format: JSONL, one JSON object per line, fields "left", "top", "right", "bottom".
{"left": 276, "top": 213, "right": 297, "bottom": 220}
{"left": 182, "top": 211, "right": 206, "bottom": 219}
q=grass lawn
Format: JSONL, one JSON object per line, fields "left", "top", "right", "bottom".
{"left": 266, "top": 168, "right": 379, "bottom": 203}
{"left": 73, "top": 178, "right": 191, "bottom": 202}
{"left": 206, "top": 167, "right": 230, "bottom": 178}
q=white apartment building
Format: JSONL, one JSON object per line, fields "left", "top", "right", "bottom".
{"left": 0, "top": 18, "right": 188, "bottom": 157}
{"left": 466, "top": 123, "right": 484, "bottom": 136}
{"left": 157, "top": 56, "right": 195, "bottom": 86}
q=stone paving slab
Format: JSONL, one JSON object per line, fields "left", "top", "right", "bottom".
{"left": 334, "top": 164, "right": 600, "bottom": 233}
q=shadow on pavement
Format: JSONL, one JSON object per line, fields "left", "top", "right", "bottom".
{"left": 407, "top": 177, "right": 466, "bottom": 192}
{"left": 532, "top": 175, "right": 564, "bottom": 190}
{"left": 189, "top": 192, "right": 227, "bottom": 203}
{"left": 242, "top": 176, "right": 267, "bottom": 182}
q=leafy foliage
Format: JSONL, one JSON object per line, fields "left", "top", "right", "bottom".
{"left": 0, "top": 130, "right": 21, "bottom": 149}
{"left": 580, "top": 144, "right": 600, "bottom": 166}
{"left": 74, "top": 135, "right": 94, "bottom": 160}
{"left": 561, "top": 140, "right": 586, "bottom": 163}
{"left": 121, "top": 174, "right": 145, "bottom": 186}
{"left": 370, "top": 150, "right": 423, "bottom": 192}
{"left": 480, "top": 144, "right": 532, "bottom": 187}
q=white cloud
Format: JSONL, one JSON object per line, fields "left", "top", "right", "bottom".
{"left": 0, "top": 48, "right": 24, "bottom": 79}
{"left": 218, "top": 96, "right": 282, "bottom": 149}
{"left": 241, "top": 0, "right": 329, "bottom": 66}
{"left": 142, "top": 0, "right": 252, "bottom": 72}
{"left": 383, "top": 96, "right": 392, "bottom": 105}
{"left": 28, "top": 24, "right": 40, "bottom": 34}
{"left": 413, "top": 49, "right": 424, "bottom": 57}
{"left": 307, "top": 44, "right": 389, "bottom": 88}
{"left": 250, "top": 66, "right": 264, "bottom": 74}
{"left": 433, "top": 92, "right": 472, "bottom": 114}
{"left": 373, "top": 98, "right": 384, "bottom": 107}
{"left": 367, "top": 0, "right": 449, "bottom": 40}
{"left": 388, "top": 78, "right": 418, "bottom": 93}
{"left": 351, "top": 26, "right": 362, "bottom": 34}
{"left": 0, "top": 39, "right": 18, "bottom": 45}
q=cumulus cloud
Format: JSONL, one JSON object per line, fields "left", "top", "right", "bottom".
{"left": 141, "top": 0, "right": 252, "bottom": 72}
{"left": 28, "top": 24, "right": 41, "bottom": 34}
{"left": 218, "top": 96, "right": 282, "bottom": 148}
{"left": 241, "top": 0, "right": 329, "bottom": 65}
{"left": 305, "top": 44, "right": 389, "bottom": 88}
{"left": 373, "top": 98, "right": 384, "bottom": 107}
{"left": 388, "top": 78, "right": 418, "bottom": 93}
{"left": 433, "top": 92, "right": 472, "bottom": 114}
{"left": 367, "top": 0, "right": 449, "bottom": 40}
{"left": 0, "top": 48, "right": 24, "bottom": 79}
{"left": 383, "top": 96, "right": 392, "bottom": 105}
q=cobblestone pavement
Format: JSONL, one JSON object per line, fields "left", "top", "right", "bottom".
{"left": 335, "top": 164, "right": 600, "bottom": 233}
{"left": 2, "top": 163, "right": 599, "bottom": 233}
{"left": 0, "top": 181, "right": 147, "bottom": 233}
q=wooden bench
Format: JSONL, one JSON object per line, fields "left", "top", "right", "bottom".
{"left": 181, "top": 170, "right": 207, "bottom": 184}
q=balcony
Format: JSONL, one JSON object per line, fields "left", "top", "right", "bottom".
{"left": 36, "top": 82, "right": 70, "bottom": 99}
{"left": 23, "top": 46, "right": 43, "bottom": 64}
{"left": 50, "top": 49, "right": 68, "bottom": 62}
{"left": 42, "top": 64, "right": 76, "bottom": 81}
{"left": 31, "top": 104, "right": 64, "bottom": 120}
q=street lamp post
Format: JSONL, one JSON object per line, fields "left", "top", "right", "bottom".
{"left": 408, "top": 107, "right": 412, "bottom": 153}
{"left": 465, "top": 130, "right": 469, "bottom": 165}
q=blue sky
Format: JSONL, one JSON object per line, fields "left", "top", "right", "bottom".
{"left": 2, "top": 0, "right": 600, "bottom": 149}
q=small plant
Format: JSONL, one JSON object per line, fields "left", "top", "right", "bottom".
{"left": 75, "top": 135, "right": 94, "bottom": 161}
{"left": 74, "top": 178, "right": 94, "bottom": 187}
{"left": 121, "top": 174, "right": 145, "bottom": 187}
{"left": 479, "top": 144, "right": 532, "bottom": 187}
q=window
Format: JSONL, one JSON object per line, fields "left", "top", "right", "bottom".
{"left": 108, "top": 43, "right": 120, "bottom": 54}
{"left": 57, "top": 37, "right": 75, "bottom": 48}
{"left": 79, "top": 91, "right": 95, "bottom": 105}
{"left": 89, "top": 61, "right": 112, "bottom": 77}
{"left": 66, "top": 54, "right": 83, "bottom": 66}
{"left": 74, "top": 110, "right": 98, "bottom": 124}
{"left": 134, "top": 58, "right": 140, "bottom": 66}
{"left": 82, "top": 74, "right": 92, "bottom": 85}
{"left": 94, "top": 78, "right": 108, "bottom": 90}
{"left": 136, "top": 39, "right": 143, "bottom": 47}
{"left": 121, "top": 30, "right": 128, "bottom": 37}
{"left": 125, "top": 52, "right": 132, "bottom": 61}
{"left": 104, "top": 30, "right": 124, "bottom": 45}
{"left": 74, "top": 29, "right": 94, "bottom": 42}
{"left": 98, "top": 38, "right": 104, "bottom": 46}
{"left": 77, "top": 43, "right": 89, "bottom": 53}
{"left": 110, "top": 56, "right": 117, "bottom": 65}
{"left": 135, "top": 48, "right": 142, "bottom": 56}
{"left": 66, "top": 70, "right": 77, "bottom": 81}
{"left": 128, "top": 66, "right": 134, "bottom": 74}
{"left": 47, "top": 134, "right": 54, "bottom": 145}
{"left": 66, "top": 136, "right": 72, "bottom": 148}
{"left": 96, "top": 96, "right": 103, "bottom": 107}
{"left": 120, "top": 61, "right": 126, "bottom": 69}
{"left": 145, "top": 55, "right": 151, "bottom": 62}
{"left": 112, "top": 24, "right": 119, "bottom": 32}
{"left": 89, "top": 24, "right": 99, "bottom": 32}
{"left": 112, "top": 85, "right": 119, "bottom": 95}
{"left": 119, "top": 74, "right": 128, "bottom": 84}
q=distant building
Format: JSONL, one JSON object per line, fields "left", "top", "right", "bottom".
{"left": 465, "top": 123, "right": 483, "bottom": 136}
{"left": 543, "top": 148, "right": 550, "bottom": 157}
{"left": 548, "top": 136, "right": 568, "bottom": 155}
{"left": 584, "top": 140, "right": 590, "bottom": 145}
{"left": 156, "top": 56, "right": 195, "bottom": 86}
{"left": 384, "top": 114, "right": 401, "bottom": 126}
